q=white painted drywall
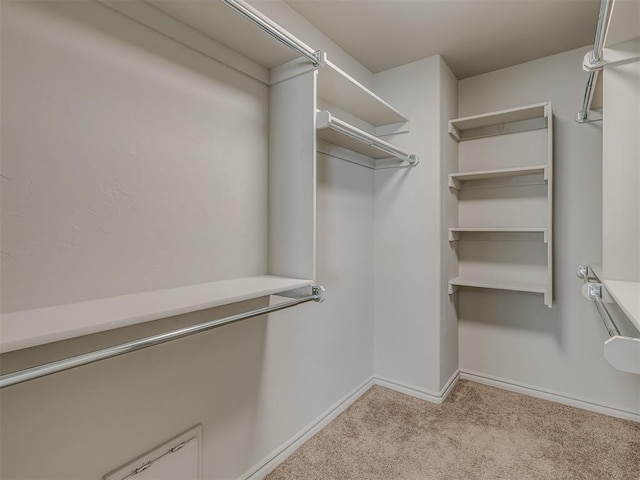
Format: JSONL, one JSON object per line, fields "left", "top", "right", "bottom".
{"left": 1, "top": 1, "right": 268, "bottom": 313}
{"left": 372, "top": 56, "right": 458, "bottom": 393}
{"left": 0, "top": 2, "right": 375, "bottom": 478}
{"left": 458, "top": 46, "right": 640, "bottom": 415}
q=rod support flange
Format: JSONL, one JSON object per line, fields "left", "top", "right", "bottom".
{"left": 576, "top": 265, "right": 589, "bottom": 279}
{"left": 312, "top": 285, "right": 326, "bottom": 303}
{"left": 587, "top": 283, "right": 602, "bottom": 301}
{"left": 312, "top": 50, "right": 326, "bottom": 68}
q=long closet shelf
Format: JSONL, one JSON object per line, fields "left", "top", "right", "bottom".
{"left": 448, "top": 276, "right": 548, "bottom": 295}
{"left": 449, "top": 102, "right": 551, "bottom": 141}
{"left": 0, "top": 275, "right": 312, "bottom": 354}
{"left": 448, "top": 165, "right": 548, "bottom": 189}
{"left": 448, "top": 227, "right": 548, "bottom": 242}
{"left": 316, "top": 110, "right": 417, "bottom": 165}
{"left": 317, "top": 60, "right": 407, "bottom": 127}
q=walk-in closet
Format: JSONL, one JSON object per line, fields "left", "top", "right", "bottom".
{"left": 1, "top": 0, "right": 639, "bottom": 478}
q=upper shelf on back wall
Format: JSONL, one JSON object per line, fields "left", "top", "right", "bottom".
{"left": 449, "top": 103, "right": 550, "bottom": 141}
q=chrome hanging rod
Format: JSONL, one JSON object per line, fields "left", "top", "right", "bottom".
{"left": 577, "top": 0, "right": 615, "bottom": 123}
{"left": 586, "top": 283, "right": 621, "bottom": 337}
{"left": 576, "top": 266, "right": 640, "bottom": 375}
{"left": 577, "top": 266, "right": 620, "bottom": 337}
{"left": 219, "top": 0, "right": 322, "bottom": 67}
{"left": 0, "top": 286, "right": 325, "bottom": 389}
{"left": 316, "top": 110, "right": 418, "bottom": 167}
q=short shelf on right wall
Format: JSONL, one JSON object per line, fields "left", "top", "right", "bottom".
{"left": 448, "top": 102, "right": 553, "bottom": 307}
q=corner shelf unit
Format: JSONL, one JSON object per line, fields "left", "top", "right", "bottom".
{"left": 1, "top": 1, "right": 324, "bottom": 354}
{"left": 1, "top": 2, "right": 420, "bottom": 354}
{"left": 448, "top": 102, "right": 553, "bottom": 307}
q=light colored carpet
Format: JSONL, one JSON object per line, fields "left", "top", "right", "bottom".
{"left": 266, "top": 380, "right": 640, "bottom": 479}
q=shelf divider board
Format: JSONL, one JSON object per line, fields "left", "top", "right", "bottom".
{"left": 317, "top": 60, "right": 407, "bottom": 127}
{"left": 0, "top": 275, "right": 313, "bottom": 353}
{"left": 448, "top": 276, "right": 548, "bottom": 295}
{"left": 545, "top": 104, "right": 554, "bottom": 307}
{"left": 449, "top": 102, "right": 549, "bottom": 141}
{"left": 269, "top": 70, "right": 316, "bottom": 280}
{"left": 449, "top": 227, "right": 548, "bottom": 242}
{"left": 449, "top": 165, "right": 548, "bottom": 189}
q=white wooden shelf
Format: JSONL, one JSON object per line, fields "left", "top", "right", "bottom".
{"left": 448, "top": 276, "right": 548, "bottom": 295}
{"left": 604, "top": 279, "right": 640, "bottom": 333}
{"left": 448, "top": 165, "right": 548, "bottom": 189}
{"left": 316, "top": 110, "right": 416, "bottom": 166}
{"left": 449, "top": 102, "right": 550, "bottom": 141}
{"left": 0, "top": 275, "right": 312, "bottom": 353}
{"left": 449, "top": 227, "right": 548, "bottom": 242}
{"left": 317, "top": 60, "right": 407, "bottom": 127}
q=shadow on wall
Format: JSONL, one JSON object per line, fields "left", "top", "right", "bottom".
{"left": 457, "top": 289, "right": 562, "bottom": 341}
{"left": 24, "top": 1, "right": 265, "bottom": 94}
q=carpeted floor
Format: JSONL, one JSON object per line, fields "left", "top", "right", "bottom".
{"left": 266, "top": 380, "right": 640, "bottom": 479}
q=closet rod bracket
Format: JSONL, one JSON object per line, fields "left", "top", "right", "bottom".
{"left": 576, "top": 264, "right": 589, "bottom": 280}
{"left": 312, "top": 285, "right": 326, "bottom": 303}
{"left": 312, "top": 50, "right": 326, "bottom": 68}
{"left": 585, "top": 283, "right": 602, "bottom": 302}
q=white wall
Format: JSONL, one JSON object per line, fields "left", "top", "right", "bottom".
{"left": 0, "top": 0, "right": 268, "bottom": 313}
{"left": 0, "top": 2, "right": 374, "bottom": 478}
{"left": 458, "top": 46, "right": 640, "bottom": 416}
{"left": 372, "top": 56, "right": 458, "bottom": 394}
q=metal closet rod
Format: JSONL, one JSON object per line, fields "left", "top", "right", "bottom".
{"left": 318, "top": 111, "right": 418, "bottom": 166}
{"left": 587, "top": 283, "right": 621, "bottom": 337}
{"left": 577, "top": 0, "right": 614, "bottom": 123}
{"left": 220, "top": 0, "right": 321, "bottom": 67}
{"left": 0, "top": 286, "right": 325, "bottom": 389}
{"left": 577, "top": 265, "right": 621, "bottom": 337}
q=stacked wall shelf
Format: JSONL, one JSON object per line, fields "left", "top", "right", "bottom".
{"left": 448, "top": 102, "right": 554, "bottom": 307}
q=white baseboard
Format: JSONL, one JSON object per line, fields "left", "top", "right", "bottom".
{"left": 373, "top": 370, "right": 460, "bottom": 405}
{"left": 241, "top": 376, "right": 375, "bottom": 480}
{"left": 460, "top": 369, "right": 640, "bottom": 423}
{"left": 239, "top": 371, "right": 460, "bottom": 479}
{"left": 240, "top": 369, "right": 638, "bottom": 479}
